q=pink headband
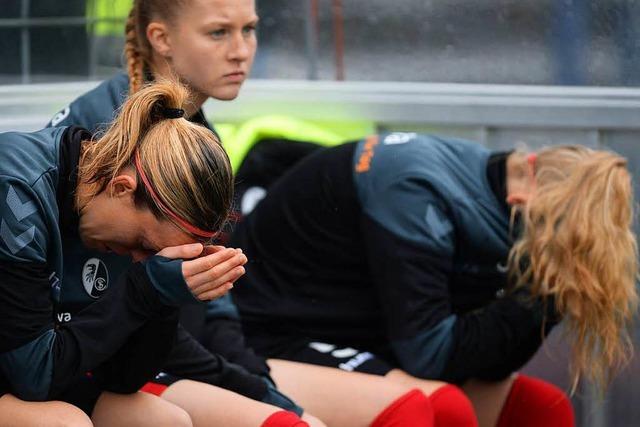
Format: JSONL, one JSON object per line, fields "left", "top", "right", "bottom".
{"left": 527, "top": 153, "right": 537, "bottom": 170}
{"left": 134, "top": 150, "right": 216, "bottom": 239}
{"left": 527, "top": 153, "right": 537, "bottom": 192}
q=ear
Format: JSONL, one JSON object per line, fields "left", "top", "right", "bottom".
{"left": 108, "top": 174, "right": 137, "bottom": 199}
{"left": 506, "top": 192, "right": 530, "bottom": 206}
{"left": 146, "top": 21, "right": 172, "bottom": 58}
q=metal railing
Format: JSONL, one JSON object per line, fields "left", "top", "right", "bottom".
{"left": 2, "top": 0, "right": 128, "bottom": 84}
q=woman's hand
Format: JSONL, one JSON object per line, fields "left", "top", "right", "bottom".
{"left": 157, "top": 243, "right": 247, "bottom": 301}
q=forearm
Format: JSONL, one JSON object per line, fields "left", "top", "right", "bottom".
{"left": 440, "top": 293, "right": 556, "bottom": 383}
{"left": 162, "top": 325, "right": 267, "bottom": 401}
{"left": 202, "top": 301, "right": 271, "bottom": 377}
{"left": 163, "top": 326, "right": 302, "bottom": 415}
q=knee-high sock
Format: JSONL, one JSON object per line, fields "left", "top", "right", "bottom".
{"left": 429, "top": 384, "right": 479, "bottom": 427}
{"left": 261, "top": 410, "right": 309, "bottom": 427}
{"left": 371, "top": 388, "right": 434, "bottom": 427}
{"left": 496, "top": 375, "right": 575, "bottom": 427}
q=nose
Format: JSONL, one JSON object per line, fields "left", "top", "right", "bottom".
{"left": 227, "top": 32, "right": 252, "bottom": 62}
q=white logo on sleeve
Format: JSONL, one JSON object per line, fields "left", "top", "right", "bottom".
{"left": 50, "top": 106, "right": 71, "bottom": 127}
{"left": 383, "top": 132, "right": 417, "bottom": 145}
{"left": 82, "top": 258, "right": 109, "bottom": 299}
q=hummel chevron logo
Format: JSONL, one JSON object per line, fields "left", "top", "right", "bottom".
{"left": 7, "top": 185, "right": 37, "bottom": 221}
{"left": 1, "top": 219, "right": 35, "bottom": 254}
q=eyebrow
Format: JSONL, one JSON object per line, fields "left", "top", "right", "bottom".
{"left": 203, "top": 16, "right": 260, "bottom": 26}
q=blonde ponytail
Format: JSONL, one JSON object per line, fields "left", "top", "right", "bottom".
{"left": 79, "top": 79, "right": 233, "bottom": 237}
{"left": 509, "top": 146, "right": 638, "bottom": 393}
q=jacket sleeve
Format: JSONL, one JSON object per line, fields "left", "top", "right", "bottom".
{"left": 163, "top": 325, "right": 303, "bottom": 415}
{"left": 361, "top": 179, "right": 557, "bottom": 384}
{"left": 202, "top": 294, "right": 272, "bottom": 377}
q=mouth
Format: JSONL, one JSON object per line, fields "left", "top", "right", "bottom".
{"left": 223, "top": 71, "right": 246, "bottom": 82}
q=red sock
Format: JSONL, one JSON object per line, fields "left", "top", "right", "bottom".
{"left": 497, "top": 375, "right": 575, "bottom": 427}
{"left": 371, "top": 389, "right": 434, "bottom": 427}
{"left": 429, "top": 384, "right": 478, "bottom": 427}
{"left": 261, "top": 411, "right": 309, "bottom": 427}
{"left": 139, "top": 381, "right": 169, "bottom": 396}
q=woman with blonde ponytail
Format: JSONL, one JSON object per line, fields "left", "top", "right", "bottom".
{"left": 0, "top": 79, "right": 316, "bottom": 427}
{"left": 43, "top": 1, "right": 328, "bottom": 426}
{"left": 221, "top": 132, "right": 638, "bottom": 427}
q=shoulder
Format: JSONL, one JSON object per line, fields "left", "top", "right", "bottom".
{"left": 0, "top": 128, "right": 67, "bottom": 262}
{"left": 0, "top": 128, "right": 65, "bottom": 184}
{"left": 353, "top": 133, "right": 491, "bottom": 252}
{"left": 47, "top": 72, "right": 130, "bottom": 133}
{"left": 0, "top": 177, "right": 52, "bottom": 263}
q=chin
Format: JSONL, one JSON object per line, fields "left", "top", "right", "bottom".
{"left": 211, "top": 91, "right": 241, "bottom": 101}
{"left": 208, "top": 84, "right": 244, "bottom": 101}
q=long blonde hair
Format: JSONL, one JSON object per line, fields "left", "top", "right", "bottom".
{"left": 509, "top": 146, "right": 638, "bottom": 393}
{"left": 78, "top": 79, "right": 233, "bottom": 238}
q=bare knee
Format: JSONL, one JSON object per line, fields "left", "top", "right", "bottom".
{"left": 162, "top": 406, "right": 192, "bottom": 427}
{"left": 52, "top": 408, "right": 93, "bottom": 427}
{"left": 0, "top": 395, "right": 93, "bottom": 427}
{"left": 385, "top": 369, "right": 447, "bottom": 396}
{"left": 142, "top": 402, "right": 192, "bottom": 427}
{"left": 92, "top": 391, "right": 192, "bottom": 427}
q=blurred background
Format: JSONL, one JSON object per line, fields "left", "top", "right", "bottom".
{"left": 1, "top": 1, "right": 640, "bottom": 426}
{"left": 1, "top": 0, "right": 640, "bottom": 85}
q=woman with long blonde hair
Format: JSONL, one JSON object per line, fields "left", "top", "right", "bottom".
{"left": 509, "top": 146, "right": 638, "bottom": 392}
{"left": 223, "top": 132, "right": 638, "bottom": 427}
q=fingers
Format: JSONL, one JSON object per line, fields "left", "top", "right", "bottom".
{"left": 157, "top": 243, "right": 203, "bottom": 260}
{"left": 190, "top": 264, "right": 246, "bottom": 295}
{"left": 181, "top": 247, "right": 238, "bottom": 277}
{"left": 196, "top": 282, "right": 234, "bottom": 301}
{"left": 188, "top": 250, "right": 247, "bottom": 290}
{"left": 176, "top": 246, "right": 247, "bottom": 301}
{"left": 203, "top": 245, "right": 225, "bottom": 256}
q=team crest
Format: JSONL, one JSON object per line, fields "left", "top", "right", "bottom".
{"left": 82, "top": 257, "right": 109, "bottom": 299}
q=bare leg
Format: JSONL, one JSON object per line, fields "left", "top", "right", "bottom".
{"left": 92, "top": 391, "right": 192, "bottom": 427}
{"left": 162, "top": 379, "right": 325, "bottom": 427}
{"left": 269, "top": 359, "right": 434, "bottom": 427}
{"left": 384, "top": 369, "right": 447, "bottom": 395}
{"left": 0, "top": 394, "right": 92, "bottom": 427}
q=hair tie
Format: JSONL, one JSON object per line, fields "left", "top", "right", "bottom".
{"left": 161, "top": 107, "right": 185, "bottom": 119}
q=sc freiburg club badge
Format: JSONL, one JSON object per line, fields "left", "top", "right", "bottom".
{"left": 82, "top": 257, "right": 109, "bottom": 298}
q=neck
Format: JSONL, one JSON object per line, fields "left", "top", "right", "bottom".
{"left": 74, "top": 158, "right": 90, "bottom": 213}
{"left": 505, "top": 152, "right": 533, "bottom": 206}
{"left": 149, "top": 55, "right": 207, "bottom": 117}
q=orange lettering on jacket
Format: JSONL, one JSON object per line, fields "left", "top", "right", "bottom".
{"left": 355, "top": 135, "right": 379, "bottom": 173}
